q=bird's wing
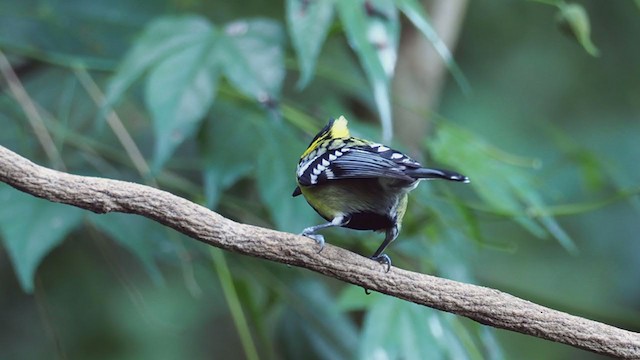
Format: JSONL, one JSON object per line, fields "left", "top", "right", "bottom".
{"left": 297, "top": 143, "right": 421, "bottom": 186}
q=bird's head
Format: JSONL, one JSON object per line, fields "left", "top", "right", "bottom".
{"left": 301, "top": 116, "right": 351, "bottom": 158}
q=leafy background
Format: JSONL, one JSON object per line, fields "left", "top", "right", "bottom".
{"left": 1, "top": 0, "right": 639, "bottom": 359}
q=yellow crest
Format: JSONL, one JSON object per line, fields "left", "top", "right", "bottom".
{"left": 301, "top": 116, "right": 351, "bottom": 159}
{"left": 330, "top": 116, "right": 350, "bottom": 138}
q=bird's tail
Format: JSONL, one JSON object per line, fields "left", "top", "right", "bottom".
{"left": 406, "top": 167, "right": 470, "bottom": 183}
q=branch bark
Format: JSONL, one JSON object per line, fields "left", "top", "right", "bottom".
{"left": 1, "top": 144, "right": 639, "bottom": 359}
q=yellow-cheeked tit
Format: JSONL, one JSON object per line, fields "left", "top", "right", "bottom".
{"left": 292, "top": 116, "right": 469, "bottom": 270}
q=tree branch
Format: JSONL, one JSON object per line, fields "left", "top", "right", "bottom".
{"left": 0, "top": 144, "right": 638, "bottom": 359}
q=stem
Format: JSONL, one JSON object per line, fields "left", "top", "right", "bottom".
{"left": 210, "top": 248, "right": 259, "bottom": 360}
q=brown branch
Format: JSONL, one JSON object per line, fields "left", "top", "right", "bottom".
{"left": 0, "top": 145, "right": 639, "bottom": 359}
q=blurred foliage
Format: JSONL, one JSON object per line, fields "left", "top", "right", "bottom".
{"left": 1, "top": 0, "right": 639, "bottom": 359}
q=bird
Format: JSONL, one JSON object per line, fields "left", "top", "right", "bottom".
{"left": 292, "top": 116, "right": 469, "bottom": 270}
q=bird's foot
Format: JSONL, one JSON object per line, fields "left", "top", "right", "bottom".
{"left": 362, "top": 254, "right": 391, "bottom": 294}
{"left": 301, "top": 232, "right": 325, "bottom": 253}
{"left": 370, "top": 253, "right": 391, "bottom": 273}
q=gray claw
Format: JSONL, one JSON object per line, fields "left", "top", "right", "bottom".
{"left": 370, "top": 254, "right": 391, "bottom": 272}
{"left": 301, "top": 232, "right": 325, "bottom": 253}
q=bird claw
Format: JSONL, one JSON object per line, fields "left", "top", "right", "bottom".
{"left": 362, "top": 254, "right": 391, "bottom": 294}
{"left": 370, "top": 254, "right": 392, "bottom": 272}
{"left": 301, "top": 232, "right": 325, "bottom": 253}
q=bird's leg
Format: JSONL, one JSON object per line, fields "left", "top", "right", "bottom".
{"left": 370, "top": 225, "right": 399, "bottom": 272}
{"left": 300, "top": 215, "right": 350, "bottom": 253}
{"left": 362, "top": 225, "right": 399, "bottom": 294}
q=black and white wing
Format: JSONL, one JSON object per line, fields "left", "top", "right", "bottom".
{"left": 296, "top": 142, "right": 421, "bottom": 187}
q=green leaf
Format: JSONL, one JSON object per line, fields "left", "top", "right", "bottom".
{"left": 556, "top": 3, "right": 599, "bottom": 57}
{"left": 278, "top": 280, "right": 358, "bottom": 359}
{"left": 360, "top": 297, "right": 440, "bottom": 359}
{"left": 433, "top": 313, "right": 489, "bottom": 360}
{"left": 104, "top": 16, "right": 215, "bottom": 110}
{"left": 218, "top": 19, "right": 286, "bottom": 103}
{"left": 209, "top": 248, "right": 259, "bottom": 360}
{"left": 257, "top": 122, "right": 317, "bottom": 233}
{"left": 529, "top": 0, "right": 561, "bottom": 5}
{"left": 286, "top": 0, "right": 335, "bottom": 88}
{"left": 105, "top": 16, "right": 287, "bottom": 170}
{"left": 200, "top": 105, "right": 259, "bottom": 208}
{"left": 87, "top": 213, "right": 167, "bottom": 285}
{"left": 0, "top": 0, "right": 165, "bottom": 69}
{"left": 336, "top": 0, "right": 399, "bottom": 142}
{"left": 396, "top": 0, "right": 470, "bottom": 94}
{"left": 360, "top": 297, "right": 497, "bottom": 359}
{"left": 0, "top": 185, "right": 83, "bottom": 292}
{"left": 428, "top": 122, "right": 578, "bottom": 253}
{"left": 145, "top": 34, "right": 219, "bottom": 170}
